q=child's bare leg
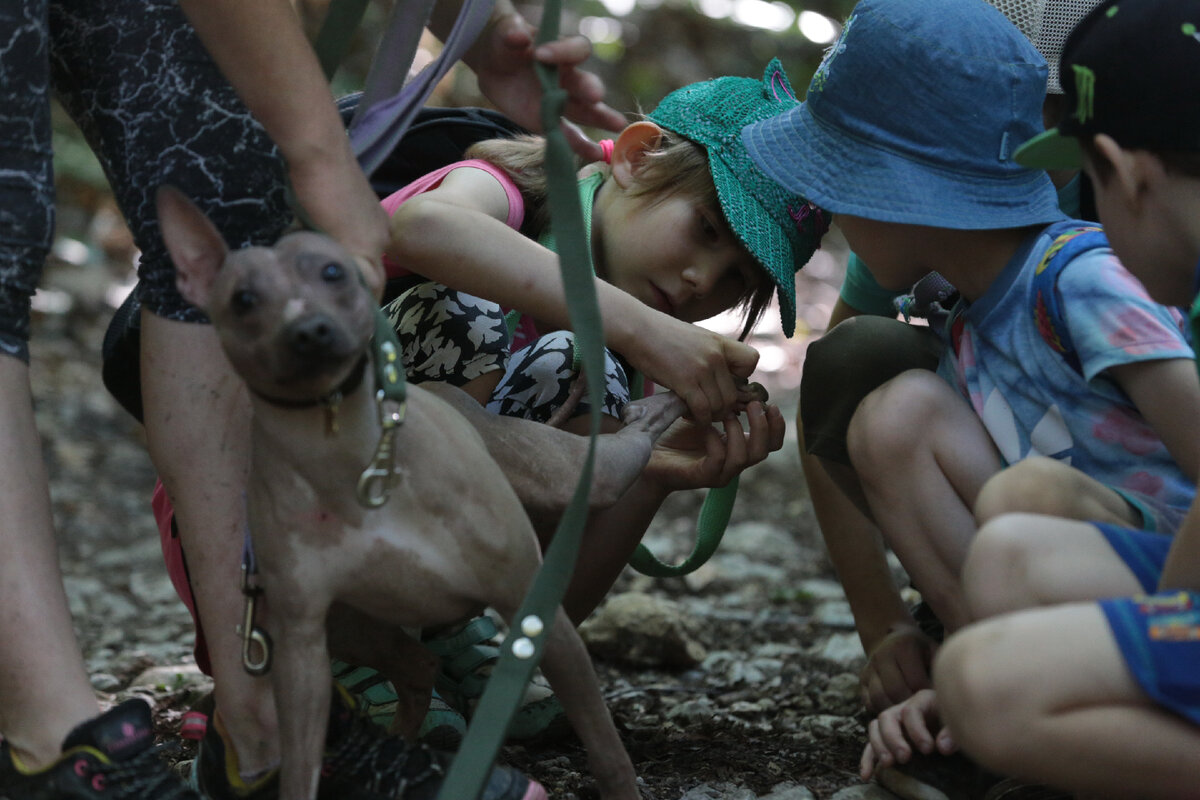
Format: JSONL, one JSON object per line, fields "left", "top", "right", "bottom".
{"left": 800, "top": 409, "right": 930, "bottom": 712}
{"left": 974, "top": 456, "right": 1142, "bottom": 527}
{"left": 964, "top": 514, "right": 1143, "bottom": 618}
{"left": 848, "top": 370, "right": 1003, "bottom": 632}
{"left": 936, "top": 604, "right": 1200, "bottom": 799}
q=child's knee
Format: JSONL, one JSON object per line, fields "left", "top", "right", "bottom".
{"left": 962, "top": 514, "right": 1042, "bottom": 619}
{"left": 974, "top": 457, "right": 1071, "bottom": 523}
{"left": 847, "top": 369, "right": 953, "bottom": 472}
{"left": 934, "top": 623, "right": 1027, "bottom": 762}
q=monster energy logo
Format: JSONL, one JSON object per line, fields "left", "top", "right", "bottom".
{"left": 1072, "top": 65, "right": 1096, "bottom": 123}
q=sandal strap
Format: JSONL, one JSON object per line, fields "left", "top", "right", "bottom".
{"left": 423, "top": 616, "right": 498, "bottom": 658}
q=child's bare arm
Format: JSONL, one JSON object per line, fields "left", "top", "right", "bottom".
{"left": 1108, "top": 357, "right": 1200, "bottom": 483}
{"left": 389, "top": 168, "right": 759, "bottom": 421}
{"left": 1160, "top": 500, "right": 1200, "bottom": 590}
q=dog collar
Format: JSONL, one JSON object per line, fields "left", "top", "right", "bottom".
{"left": 248, "top": 353, "right": 369, "bottom": 415}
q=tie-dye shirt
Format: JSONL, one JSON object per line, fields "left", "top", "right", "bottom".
{"left": 937, "top": 222, "right": 1195, "bottom": 533}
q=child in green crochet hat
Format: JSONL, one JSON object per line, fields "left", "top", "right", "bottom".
{"left": 382, "top": 59, "right": 828, "bottom": 413}
{"left": 361, "top": 60, "right": 822, "bottom": 736}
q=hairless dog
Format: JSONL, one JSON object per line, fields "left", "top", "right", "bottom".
{"left": 157, "top": 186, "right": 693, "bottom": 800}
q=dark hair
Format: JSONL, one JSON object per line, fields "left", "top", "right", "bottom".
{"left": 466, "top": 130, "right": 771, "bottom": 340}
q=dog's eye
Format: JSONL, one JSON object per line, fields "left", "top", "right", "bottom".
{"left": 231, "top": 289, "right": 259, "bottom": 315}
{"left": 321, "top": 262, "right": 346, "bottom": 283}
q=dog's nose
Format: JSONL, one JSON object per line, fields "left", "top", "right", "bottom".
{"left": 287, "top": 315, "right": 339, "bottom": 357}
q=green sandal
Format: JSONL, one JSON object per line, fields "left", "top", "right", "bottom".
{"left": 331, "top": 660, "right": 467, "bottom": 748}
{"left": 424, "top": 616, "right": 568, "bottom": 741}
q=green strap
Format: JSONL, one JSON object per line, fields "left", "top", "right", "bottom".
{"left": 628, "top": 478, "right": 738, "bottom": 577}
{"left": 436, "top": 3, "right": 606, "bottom": 798}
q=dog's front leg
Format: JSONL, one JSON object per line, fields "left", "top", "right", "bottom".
{"left": 536, "top": 607, "right": 641, "bottom": 799}
{"left": 270, "top": 611, "right": 333, "bottom": 800}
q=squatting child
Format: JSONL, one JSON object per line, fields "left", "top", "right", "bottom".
{"left": 738, "top": 0, "right": 1200, "bottom": 779}
{"left": 372, "top": 62, "right": 823, "bottom": 739}
{"left": 929, "top": 3, "right": 1200, "bottom": 796}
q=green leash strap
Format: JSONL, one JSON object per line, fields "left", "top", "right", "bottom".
{"left": 628, "top": 477, "right": 738, "bottom": 577}
{"left": 435, "top": 3, "right": 606, "bottom": 798}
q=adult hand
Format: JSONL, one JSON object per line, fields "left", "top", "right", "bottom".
{"left": 644, "top": 400, "right": 785, "bottom": 492}
{"left": 860, "top": 689, "right": 956, "bottom": 780}
{"left": 468, "top": 7, "right": 627, "bottom": 161}
{"left": 287, "top": 148, "right": 389, "bottom": 298}
{"left": 860, "top": 623, "right": 939, "bottom": 714}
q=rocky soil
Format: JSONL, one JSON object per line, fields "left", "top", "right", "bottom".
{"left": 33, "top": 231, "right": 912, "bottom": 799}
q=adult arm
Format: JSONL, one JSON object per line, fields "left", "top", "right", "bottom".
{"left": 178, "top": 0, "right": 388, "bottom": 292}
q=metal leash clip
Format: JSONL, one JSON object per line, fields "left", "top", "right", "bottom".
{"left": 356, "top": 392, "right": 405, "bottom": 508}
{"left": 238, "top": 535, "right": 273, "bottom": 676}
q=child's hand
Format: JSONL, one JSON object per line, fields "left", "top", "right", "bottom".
{"left": 467, "top": 4, "right": 627, "bottom": 161}
{"left": 860, "top": 623, "right": 939, "bottom": 714}
{"left": 859, "top": 689, "right": 956, "bottom": 781}
{"left": 626, "top": 316, "right": 760, "bottom": 424}
{"left": 643, "top": 400, "right": 785, "bottom": 492}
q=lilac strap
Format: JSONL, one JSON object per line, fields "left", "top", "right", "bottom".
{"left": 348, "top": 0, "right": 496, "bottom": 177}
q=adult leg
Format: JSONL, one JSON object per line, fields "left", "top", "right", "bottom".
{"left": 964, "top": 514, "right": 1144, "bottom": 619}
{"left": 935, "top": 603, "right": 1200, "bottom": 799}
{"left": 0, "top": 0, "right": 101, "bottom": 765}
{"left": 52, "top": 0, "right": 292, "bottom": 776}
{"left": 848, "top": 369, "right": 1003, "bottom": 632}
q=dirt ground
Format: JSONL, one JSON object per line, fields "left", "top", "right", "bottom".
{"left": 33, "top": 234, "right": 883, "bottom": 798}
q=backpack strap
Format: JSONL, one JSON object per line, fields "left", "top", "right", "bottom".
{"left": 1032, "top": 223, "right": 1108, "bottom": 375}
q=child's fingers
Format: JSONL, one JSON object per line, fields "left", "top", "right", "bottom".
{"left": 860, "top": 741, "right": 881, "bottom": 781}
{"left": 865, "top": 717, "right": 897, "bottom": 772}
{"left": 899, "top": 701, "right": 934, "bottom": 754}
{"left": 875, "top": 707, "right": 912, "bottom": 764}
{"left": 936, "top": 725, "right": 957, "bottom": 755}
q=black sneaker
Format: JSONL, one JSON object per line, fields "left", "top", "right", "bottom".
{"left": 193, "top": 685, "right": 546, "bottom": 800}
{"left": 0, "top": 698, "right": 200, "bottom": 799}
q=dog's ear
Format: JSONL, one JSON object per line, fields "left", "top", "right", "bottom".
{"left": 157, "top": 186, "right": 228, "bottom": 311}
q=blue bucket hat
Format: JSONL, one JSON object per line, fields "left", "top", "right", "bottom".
{"left": 741, "top": 0, "right": 1065, "bottom": 230}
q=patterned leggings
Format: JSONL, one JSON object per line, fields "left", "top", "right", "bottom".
{"left": 384, "top": 280, "right": 632, "bottom": 422}
{"left": 0, "top": 0, "right": 290, "bottom": 361}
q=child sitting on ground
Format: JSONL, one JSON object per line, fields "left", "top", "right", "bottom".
{"left": 738, "top": 0, "right": 1200, "bottom": 784}
{"left": 919, "top": 3, "right": 1200, "bottom": 795}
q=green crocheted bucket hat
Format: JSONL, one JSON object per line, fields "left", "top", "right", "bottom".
{"left": 648, "top": 58, "right": 829, "bottom": 337}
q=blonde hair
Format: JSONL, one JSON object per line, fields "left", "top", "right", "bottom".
{"left": 465, "top": 128, "right": 771, "bottom": 339}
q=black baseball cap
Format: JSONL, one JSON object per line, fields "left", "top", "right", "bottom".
{"left": 1015, "top": 0, "right": 1200, "bottom": 169}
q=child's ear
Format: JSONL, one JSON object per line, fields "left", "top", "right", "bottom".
{"left": 610, "top": 121, "right": 665, "bottom": 189}
{"left": 1092, "top": 133, "right": 1157, "bottom": 211}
